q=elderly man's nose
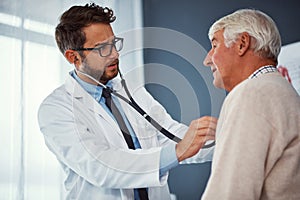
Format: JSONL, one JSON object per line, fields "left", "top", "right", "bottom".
{"left": 203, "top": 52, "right": 212, "bottom": 66}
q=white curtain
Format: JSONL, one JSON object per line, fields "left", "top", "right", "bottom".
{"left": 0, "top": 0, "right": 143, "bottom": 199}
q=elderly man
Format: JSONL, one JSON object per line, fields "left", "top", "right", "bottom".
{"left": 201, "top": 9, "right": 300, "bottom": 200}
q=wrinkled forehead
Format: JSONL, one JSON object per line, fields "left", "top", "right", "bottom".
{"left": 208, "top": 21, "right": 226, "bottom": 41}
{"left": 209, "top": 30, "right": 225, "bottom": 44}
{"left": 209, "top": 26, "right": 225, "bottom": 42}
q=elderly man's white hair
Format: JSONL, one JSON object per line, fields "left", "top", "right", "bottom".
{"left": 208, "top": 9, "right": 281, "bottom": 63}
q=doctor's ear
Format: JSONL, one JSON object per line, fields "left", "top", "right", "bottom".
{"left": 65, "top": 50, "right": 80, "bottom": 64}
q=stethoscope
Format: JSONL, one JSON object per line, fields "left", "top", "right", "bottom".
{"left": 76, "top": 69, "right": 215, "bottom": 149}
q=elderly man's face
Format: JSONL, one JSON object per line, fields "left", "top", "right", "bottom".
{"left": 203, "top": 30, "right": 241, "bottom": 92}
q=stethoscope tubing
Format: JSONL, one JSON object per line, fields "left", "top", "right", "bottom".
{"left": 116, "top": 74, "right": 214, "bottom": 149}
{"left": 76, "top": 69, "right": 215, "bottom": 149}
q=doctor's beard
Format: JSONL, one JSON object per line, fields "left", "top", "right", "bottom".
{"left": 99, "top": 59, "right": 120, "bottom": 83}
{"left": 81, "top": 58, "right": 106, "bottom": 83}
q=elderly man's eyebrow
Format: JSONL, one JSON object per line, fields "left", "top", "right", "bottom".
{"left": 211, "top": 37, "right": 217, "bottom": 42}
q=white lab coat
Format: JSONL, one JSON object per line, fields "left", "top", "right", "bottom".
{"left": 38, "top": 72, "right": 213, "bottom": 200}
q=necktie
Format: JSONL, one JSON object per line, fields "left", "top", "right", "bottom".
{"left": 102, "top": 87, "right": 149, "bottom": 200}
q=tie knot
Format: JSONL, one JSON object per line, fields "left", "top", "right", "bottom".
{"left": 102, "top": 87, "right": 112, "bottom": 98}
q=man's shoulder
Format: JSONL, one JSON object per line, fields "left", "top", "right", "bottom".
{"left": 224, "top": 72, "right": 300, "bottom": 112}
{"left": 232, "top": 73, "right": 292, "bottom": 95}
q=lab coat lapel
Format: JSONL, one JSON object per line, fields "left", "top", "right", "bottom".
{"left": 65, "top": 74, "right": 122, "bottom": 134}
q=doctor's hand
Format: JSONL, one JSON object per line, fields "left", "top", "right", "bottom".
{"left": 176, "top": 116, "right": 217, "bottom": 162}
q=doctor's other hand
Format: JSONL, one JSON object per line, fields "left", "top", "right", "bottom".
{"left": 176, "top": 116, "right": 218, "bottom": 162}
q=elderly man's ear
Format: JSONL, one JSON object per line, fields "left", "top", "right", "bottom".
{"left": 237, "top": 32, "right": 251, "bottom": 56}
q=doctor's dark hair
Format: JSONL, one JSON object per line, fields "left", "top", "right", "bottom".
{"left": 55, "top": 3, "right": 116, "bottom": 54}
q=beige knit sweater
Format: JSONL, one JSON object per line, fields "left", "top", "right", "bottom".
{"left": 202, "top": 72, "right": 300, "bottom": 200}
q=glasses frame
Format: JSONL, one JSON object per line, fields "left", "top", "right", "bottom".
{"left": 72, "top": 37, "right": 124, "bottom": 57}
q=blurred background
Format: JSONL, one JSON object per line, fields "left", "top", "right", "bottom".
{"left": 1, "top": 0, "right": 299, "bottom": 199}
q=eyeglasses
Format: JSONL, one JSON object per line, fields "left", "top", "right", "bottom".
{"left": 72, "top": 37, "right": 123, "bottom": 57}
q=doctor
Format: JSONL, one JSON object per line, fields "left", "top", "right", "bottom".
{"left": 38, "top": 3, "right": 217, "bottom": 200}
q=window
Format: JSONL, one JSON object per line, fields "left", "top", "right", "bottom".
{"left": 0, "top": 7, "right": 68, "bottom": 200}
{"left": 0, "top": 0, "right": 143, "bottom": 199}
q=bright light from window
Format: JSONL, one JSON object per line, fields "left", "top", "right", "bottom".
{"left": 23, "top": 19, "right": 55, "bottom": 36}
{"left": 0, "top": 12, "right": 22, "bottom": 27}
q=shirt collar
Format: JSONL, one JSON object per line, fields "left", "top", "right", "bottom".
{"left": 71, "top": 70, "right": 112, "bottom": 100}
{"left": 248, "top": 65, "right": 278, "bottom": 79}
